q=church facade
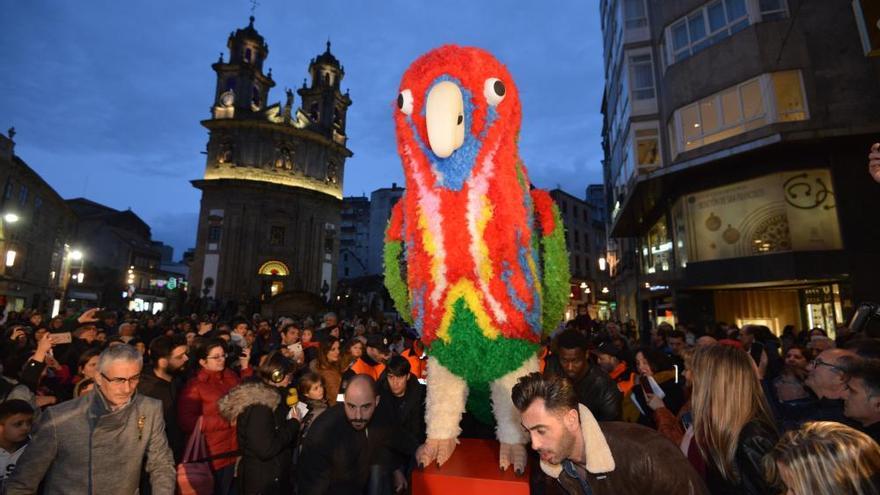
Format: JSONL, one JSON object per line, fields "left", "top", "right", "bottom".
{"left": 189, "top": 17, "right": 352, "bottom": 315}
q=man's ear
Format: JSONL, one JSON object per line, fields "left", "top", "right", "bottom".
{"left": 563, "top": 408, "right": 579, "bottom": 432}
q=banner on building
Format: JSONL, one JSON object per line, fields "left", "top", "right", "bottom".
{"left": 681, "top": 169, "right": 842, "bottom": 262}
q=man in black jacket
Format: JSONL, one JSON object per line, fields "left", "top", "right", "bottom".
{"left": 546, "top": 329, "right": 622, "bottom": 421}
{"left": 137, "top": 336, "right": 188, "bottom": 462}
{"left": 379, "top": 356, "right": 426, "bottom": 446}
{"left": 298, "top": 375, "right": 417, "bottom": 495}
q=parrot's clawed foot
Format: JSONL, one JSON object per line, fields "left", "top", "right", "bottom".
{"left": 416, "top": 437, "right": 459, "bottom": 468}
{"left": 499, "top": 442, "right": 527, "bottom": 475}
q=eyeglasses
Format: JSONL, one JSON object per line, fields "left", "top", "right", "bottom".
{"left": 100, "top": 372, "right": 140, "bottom": 386}
{"left": 206, "top": 354, "right": 227, "bottom": 361}
{"left": 809, "top": 358, "right": 844, "bottom": 373}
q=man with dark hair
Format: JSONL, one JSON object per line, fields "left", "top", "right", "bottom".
{"left": 138, "top": 336, "right": 189, "bottom": 462}
{"left": 593, "top": 342, "right": 634, "bottom": 394}
{"left": 843, "top": 359, "right": 880, "bottom": 444}
{"left": 380, "top": 356, "right": 426, "bottom": 444}
{"left": 513, "top": 372, "right": 708, "bottom": 495}
{"left": 298, "top": 375, "right": 417, "bottom": 495}
{"left": 547, "top": 329, "right": 621, "bottom": 421}
{"left": 666, "top": 330, "right": 687, "bottom": 370}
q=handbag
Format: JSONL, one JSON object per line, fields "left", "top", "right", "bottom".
{"left": 177, "top": 416, "right": 214, "bottom": 495}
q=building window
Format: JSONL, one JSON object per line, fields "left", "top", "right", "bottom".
{"left": 667, "top": 0, "right": 750, "bottom": 64}
{"left": 629, "top": 54, "right": 655, "bottom": 100}
{"left": 3, "top": 181, "right": 13, "bottom": 200}
{"left": 270, "top": 226, "right": 285, "bottom": 246}
{"left": 635, "top": 128, "right": 661, "bottom": 171}
{"left": 759, "top": 0, "right": 788, "bottom": 21}
{"left": 18, "top": 185, "right": 28, "bottom": 205}
{"left": 208, "top": 226, "right": 222, "bottom": 243}
{"left": 252, "top": 86, "right": 261, "bottom": 107}
{"left": 244, "top": 48, "right": 252, "bottom": 63}
{"left": 561, "top": 201, "right": 568, "bottom": 214}
{"left": 671, "top": 71, "right": 807, "bottom": 155}
{"left": 623, "top": 0, "right": 648, "bottom": 29}
{"left": 574, "top": 255, "right": 581, "bottom": 276}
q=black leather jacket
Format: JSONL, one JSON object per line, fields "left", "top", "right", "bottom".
{"left": 705, "top": 419, "right": 779, "bottom": 495}
{"left": 572, "top": 364, "right": 623, "bottom": 422}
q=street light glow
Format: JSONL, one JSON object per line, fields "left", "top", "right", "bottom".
{"left": 76, "top": 272, "right": 84, "bottom": 284}
{"left": 3, "top": 213, "right": 19, "bottom": 223}
{"left": 70, "top": 250, "right": 83, "bottom": 261}
{"left": 598, "top": 257, "right": 607, "bottom": 271}
{"left": 601, "top": 286, "right": 610, "bottom": 294}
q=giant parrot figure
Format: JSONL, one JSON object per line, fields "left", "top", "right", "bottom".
{"left": 383, "top": 45, "right": 570, "bottom": 474}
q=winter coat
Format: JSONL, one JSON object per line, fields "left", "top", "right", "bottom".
{"left": 297, "top": 401, "right": 418, "bottom": 495}
{"left": 177, "top": 368, "right": 241, "bottom": 470}
{"left": 561, "top": 363, "right": 623, "bottom": 422}
{"left": 704, "top": 419, "right": 779, "bottom": 495}
{"left": 378, "top": 374, "right": 426, "bottom": 447}
{"left": 538, "top": 405, "right": 709, "bottom": 495}
{"left": 6, "top": 390, "right": 175, "bottom": 495}
{"left": 218, "top": 381, "right": 300, "bottom": 495}
{"left": 310, "top": 361, "right": 343, "bottom": 406}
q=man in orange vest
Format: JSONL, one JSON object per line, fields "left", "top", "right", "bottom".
{"left": 350, "top": 334, "right": 389, "bottom": 380}
{"left": 593, "top": 341, "right": 635, "bottom": 395}
{"left": 400, "top": 338, "right": 427, "bottom": 380}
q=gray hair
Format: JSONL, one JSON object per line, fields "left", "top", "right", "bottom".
{"left": 97, "top": 344, "right": 143, "bottom": 373}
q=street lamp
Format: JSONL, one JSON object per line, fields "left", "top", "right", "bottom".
{"left": 4, "top": 250, "right": 15, "bottom": 267}
{"left": 3, "top": 213, "right": 19, "bottom": 224}
{"left": 598, "top": 257, "right": 607, "bottom": 271}
{"left": 70, "top": 250, "right": 83, "bottom": 261}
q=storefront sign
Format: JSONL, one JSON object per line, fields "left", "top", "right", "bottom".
{"left": 681, "top": 169, "right": 842, "bottom": 263}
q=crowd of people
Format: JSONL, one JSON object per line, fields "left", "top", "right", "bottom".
{"left": 0, "top": 303, "right": 877, "bottom": 494}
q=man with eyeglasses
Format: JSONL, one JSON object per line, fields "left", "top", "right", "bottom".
{"left": 799, "top": 348, "right": 861, "bottom": 428}
{"left": 7, "top": 344, "right": 175, "bottom": 495}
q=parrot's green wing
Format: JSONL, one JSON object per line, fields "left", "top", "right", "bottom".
{"left": 532, "top": 190, "right": 570, "bottom": 336}
{"left": 383, "top": 201, "right": 412, "bottom": 324}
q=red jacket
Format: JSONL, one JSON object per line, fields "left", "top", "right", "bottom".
{"left": 177, "top": 368, "right": 243, "bottom": 470}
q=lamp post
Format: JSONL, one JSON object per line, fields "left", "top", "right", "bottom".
{"left": 59, "top": 247, "right": 85, "bottom": 312}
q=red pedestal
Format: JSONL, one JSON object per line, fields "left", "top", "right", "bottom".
{"left": 412, "top": 438, "right": 530, "bottom": 495}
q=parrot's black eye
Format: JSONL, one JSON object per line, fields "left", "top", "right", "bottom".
{"left": 398, "top": 89, "right": 414, "bottom": 115}
{"left": 484, "top": 78, "right": 506, "bottom": 106}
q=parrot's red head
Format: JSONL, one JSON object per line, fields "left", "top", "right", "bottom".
{"left": 394, "top": 45, "right": 522, "bottom": 191}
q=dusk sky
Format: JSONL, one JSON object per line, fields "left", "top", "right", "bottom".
{"left": 1, "top": 1, "right": 605, "bottom": 258}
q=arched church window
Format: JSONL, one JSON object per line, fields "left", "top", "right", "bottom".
{"left": 258, "top": 260, "right": 290, "bottom": 276}
{"left": 244, "top": 48, "right": 252, "bottom": 63}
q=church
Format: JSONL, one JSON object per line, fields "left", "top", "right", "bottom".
{"left": 188, "top": 17, "right": 353, "bottom": 316}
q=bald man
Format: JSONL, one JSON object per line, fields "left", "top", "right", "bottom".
{"left": 298, "top": 375, "right": 417, "bottom": 495}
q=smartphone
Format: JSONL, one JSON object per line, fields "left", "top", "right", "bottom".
{"left": 49, "top": 332, "right": 73, "bottom": 345}
{"left": 641, "top": 379, "right": 652, "bottom": 396}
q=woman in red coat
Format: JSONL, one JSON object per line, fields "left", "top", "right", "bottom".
{"left": 178, "top": 338, "right": 251, "bottom": 495}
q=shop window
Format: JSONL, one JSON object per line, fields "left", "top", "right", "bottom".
{"left": 641, "top": 215, "right": 672, "bottom": 274}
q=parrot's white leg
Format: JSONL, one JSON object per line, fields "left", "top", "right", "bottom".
{"left": 491, "top": 355, "right": 539, "bottom": 475}
{"left": 417, "top": 356, "right": 467, "bottom": 468}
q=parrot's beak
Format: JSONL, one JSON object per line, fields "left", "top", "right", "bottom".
{"left": 425, "top": 81, "right": 465, "bottom": 159}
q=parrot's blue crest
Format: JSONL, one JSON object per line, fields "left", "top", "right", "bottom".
{"left": 406, "top": 75, "right": 499, "bottom": 191}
